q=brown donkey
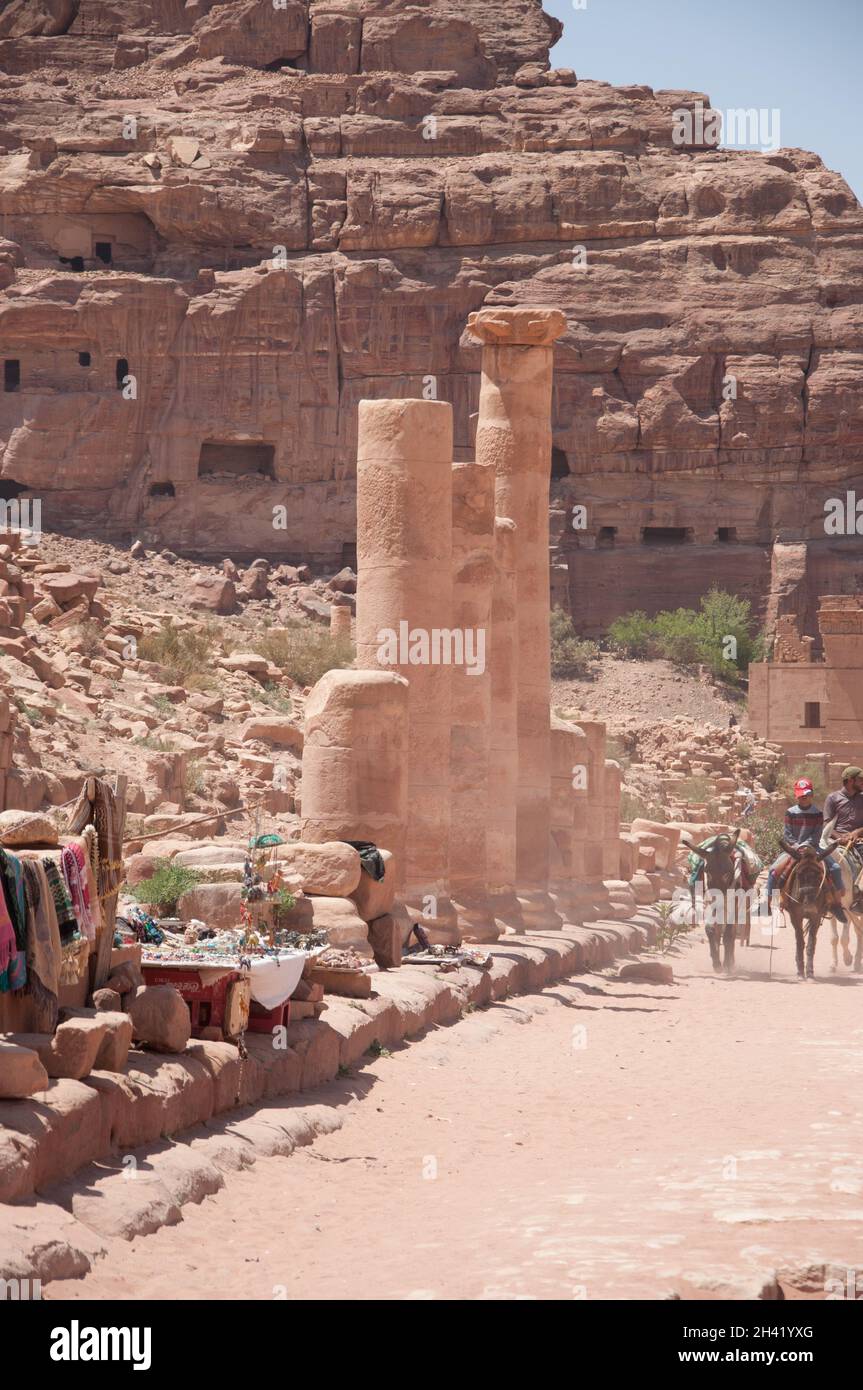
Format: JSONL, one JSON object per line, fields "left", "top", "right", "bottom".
{"left": 683, "top": 831, "right": 745, "bottom": 975}
{"left": 778, "top": 838, "right": 841, "bottom": 980}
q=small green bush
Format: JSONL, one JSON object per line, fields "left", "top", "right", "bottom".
{"left": 131, "top": 860, "right": 203, "bottom": 915}
{"left": 247, "top": 622, "right": 355, "bottom": 688}
{"left": 749, "top": 808, "right": 784, "bottom": 866}
{"left": 550, "top": 606, "right": 600, "bottom": 678}
{"left": 607, "top": 589, "right": 763, "bottom": 684}
{"left": 138, "top": 622, "right": 216, "bottom": 689}
{"left": 607, "top": 610, "right": 656, "bottom": 659}
{"left": 620, "top": 791, "right": 667, "bottom": 824}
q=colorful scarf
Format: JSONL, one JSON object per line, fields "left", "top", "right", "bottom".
{"left": 0, "top": 887, "right": 16, "bottom": 990}
{"left": 61, "top": 843, "right": 96, "bottom": 941}
{"left": 21, "top": 859, "right": 58, "bottom": 1029}
{"left": 0, "top": 848, "right": 27, "bottom": 992}
{"left": 43, "top": 856, "right": 80, "bottom": 949}
{"left": 0, "top": 848, "right": 27, "bottom": 948}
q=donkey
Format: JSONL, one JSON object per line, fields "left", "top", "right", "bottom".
{"left": 825, "top": 839, "right": 863, "bottom": 974}
{"left": 683, "top": 831, "right": 746, "bottom": 975}
{"left": 778, "top": 838, "right": 841, "bottom": 980}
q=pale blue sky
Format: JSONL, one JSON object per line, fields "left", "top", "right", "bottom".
{"left": 545, "top": 0, "right": 862, "bottom": 199}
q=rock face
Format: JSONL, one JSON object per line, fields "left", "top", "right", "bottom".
{"left": 0, "top": 1, "right": 860, "bottom": 631}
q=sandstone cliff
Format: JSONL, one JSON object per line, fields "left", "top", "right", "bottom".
{"left": 1, "top": 0, "right": 862, "bottom": 632}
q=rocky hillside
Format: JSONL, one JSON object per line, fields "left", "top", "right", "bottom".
{"left": 1, "top": 0, "right": 861, "bottom": 635}
{"left": 0, "top": 524, "right": 357, "bottom": 842}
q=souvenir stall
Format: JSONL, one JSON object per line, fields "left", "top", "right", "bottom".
{"left": 131, "top": 833, "right": 330, "bottom": 1042}
{"left": 0, "top": 775, "right": 127, "bottom": 1036}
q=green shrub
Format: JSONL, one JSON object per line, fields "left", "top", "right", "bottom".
{"left": 131, "top": 859, "right": 202, "bottom": 915}
{"left": 749, "top": 808, "right": 784, "bottom": 866}
{"left": 607, "top": 610, "right": 656, "bottom": 659}
{"left": 138, "top": 621, "right": 216, "bottom": 689}
{"left": 246, "top": 622, "right": 355, "bottom": 688}
{"left": 184, "top": 756, "right": 207, "bottom": 797}
{"left": 257, "top": 683, "right": 295, "bottom": 715}
{"left": 676, "top": 775, "right": 713, "bottom": 802}
{"left": 607, "top": 589, "right": 762, "bottom": 684}
{"left": 652, "top": 899, "right": 698, "bottom": 954}
{"left": 620, "top": 791, "right": 667, "bottom": 824}
{"left": 550, "top": 606, "right": 600, "bottom": 677}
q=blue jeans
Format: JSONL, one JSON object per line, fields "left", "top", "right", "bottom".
{"left": 768, "top": 853, "right": 843, "bottom": 897}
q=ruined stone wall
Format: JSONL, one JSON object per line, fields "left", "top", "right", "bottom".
{"left": 1, "top": 0, "right": 862, "bottom": 621}
{"left": 749, "top": 595, "right": 863, "bottom": 758}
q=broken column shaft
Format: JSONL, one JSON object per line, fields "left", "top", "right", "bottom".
{"left": 469, "top": 305, "right": 567, "bottom": 929}
{"left": 448, "top": 459, "right": 497, "bottom": 941}
{"left": 355, "top": 397, "right": 458, "bottom": 941}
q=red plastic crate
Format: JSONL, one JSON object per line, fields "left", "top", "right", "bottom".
{"left": 142, "top": 964, "right": 244, "bottom": 1037}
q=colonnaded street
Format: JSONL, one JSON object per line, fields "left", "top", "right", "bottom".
{"left": 50, "top": 922, "right": 863, "bottom": 1302}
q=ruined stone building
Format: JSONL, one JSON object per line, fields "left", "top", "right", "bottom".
{"left": 749, "top": 595, "right": 863, "bottom": 761}
{"left": 1, "top": 0, "right": 862, "bottom": 634}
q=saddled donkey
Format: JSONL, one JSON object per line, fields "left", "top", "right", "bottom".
{"left": 825, "top": 835, "right": 863, "bottom": 973}
{"left": 779, "top": 838, "right": 841, "bottom": 980}
{"left": 683, "top": 831, "right": 747, "bottom": 975}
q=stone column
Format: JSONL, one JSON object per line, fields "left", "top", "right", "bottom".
{"left": 355, "top": 398, "right": 458, "bottom": 941}
{"left": 549, "top": 714, "right": 590, "bottom": 920}
{"left": 602, "top": 759, "right": 623, "bottom": 880}
{"left": 300, "top": 668, "right": 409, "bottom": 891}
{"left": 448, "top": 460, "right": 498, "bottom": 940}
{"left": 469, "top": 304, "right": 566, "bottom": 930}
{"left": 487, "top": 516, "right": 523, "bottom": 930}
{"left": 574, "top": 717, "right": 608, "bottom": 883}
{"left": 330, "top": 599, "right": 352, "bottom": 639}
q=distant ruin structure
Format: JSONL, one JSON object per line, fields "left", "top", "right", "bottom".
{"left": 749, "top": 596, "right": 863, "bottom": 761}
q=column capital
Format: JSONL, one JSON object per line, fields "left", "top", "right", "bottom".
{"left": 468, "top": 305, "right": 567, "bottom": 348}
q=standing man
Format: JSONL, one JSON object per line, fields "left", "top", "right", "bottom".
{"left": 823, "top": 767, "right": 863, "bottom": 908}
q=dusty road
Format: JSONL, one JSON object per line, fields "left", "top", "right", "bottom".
{"left": 51, "top": 919, "right": 863, "bottom": 1301}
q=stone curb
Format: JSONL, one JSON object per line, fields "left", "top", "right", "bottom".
{"left": 0, "top": 912, "right": 660, "bottom": 1284}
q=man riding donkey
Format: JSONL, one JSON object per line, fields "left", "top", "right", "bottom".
{"left": 684, "top": 828, "right": 762, "bottom": 975}
{"left": 766, "top": 776, "right": 850, "bottom": 979}
{"left": 821, "top": 766, "right": 863, "bottom": 972}
{"left": 766, "top": 777, "right": 849, "bottom": 923}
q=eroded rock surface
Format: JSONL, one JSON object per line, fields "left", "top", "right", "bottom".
{"left": 0, "top": 1, "right": 859, "bottom": 626}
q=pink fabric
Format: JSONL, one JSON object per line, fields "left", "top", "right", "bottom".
{"left": 61, "top": 843, "right": 96, "bottom": 942}
{"left": 0, "top": 893, "right": 14, "bottom": 976}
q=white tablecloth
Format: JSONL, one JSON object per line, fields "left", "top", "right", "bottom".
{"left": 246, "top": 951, "right": 307, "bottom": 1009}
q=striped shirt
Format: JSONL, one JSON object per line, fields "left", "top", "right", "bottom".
{"left": 782, "top": 803, "right": 823, "bottom": 849}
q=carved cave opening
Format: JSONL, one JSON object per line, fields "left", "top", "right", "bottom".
{"left": 149, "top": 482, "right": 176, "bottom": 498}
{"left": 4, "top": 360, "right": 20, "bottom": 392}
{"left": 551, "top": 446, "right": 570, "bottom": 480}
{"left": 641, "top": 526, "right": 692, "bottom": 545}
{"left": 197, "top": 441, "right": 276, "bottom": 479}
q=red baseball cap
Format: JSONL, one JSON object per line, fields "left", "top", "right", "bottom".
{"left": 794, "top": 778, "right": 814, "bottom": 795}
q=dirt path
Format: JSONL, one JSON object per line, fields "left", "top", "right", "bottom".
{"left": 50, "top": 921, "right": 863, "bottom": 1302}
